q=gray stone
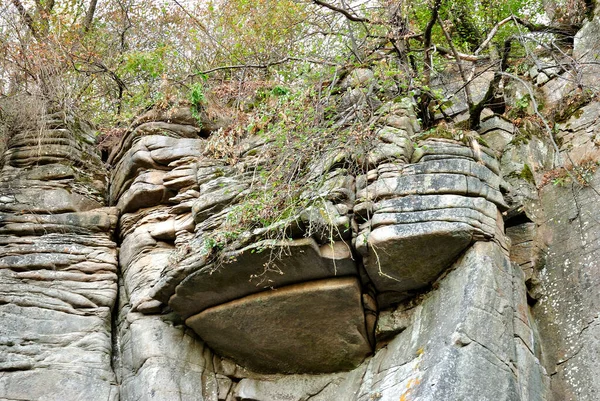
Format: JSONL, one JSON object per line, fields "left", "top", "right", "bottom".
{"left": 480, "top": 115, "right": 516, "bottom": 135}
{"left": 482, "top": 129, "right": 514, "bottom": 153}
{"left": 169, "top": 238, "right": 356, "bottom": 318}
{"left": 0, "top": 114, "right": 119, "bottom": 401}
{"left": 532, "top": 171, "right": 600, "bottom": 401}
{"left": 574, "top": 17, "right": 600, "bottom": 92}
{"left": 186, "top": 277, "right": 372, "bottom": 374}
{"left": 358, "top": 173, "right": 507, "bottom": 209}
{"left": 233, "top": 372, "right": 351, "bottom": 401}
{"left": 355, "top": 242, "right": 548, "bottom": 401}
{"left": 358, "top": 221, "right": 473, "bottom": 304}
{"left": 341, "top": 68, "right": 375, "bottom": 89}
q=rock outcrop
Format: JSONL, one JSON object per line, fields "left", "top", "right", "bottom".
{"left": 107, "top": 109, "right": 218, "bottom": 400}
{"left": 2, "top": 31, "right": 600, "bottom": 399}
{"left": 0, "top": 110, "right": 119, "bottom": 400}
{"left": 95, "top": 95, "right": 547, "bottom": 401}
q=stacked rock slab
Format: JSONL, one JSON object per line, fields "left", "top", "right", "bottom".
{"left": 229, "top": 242, "right": 549, "bottom": 401}
{"left": 153, "top": 133, "right": 374, "bottom": 374}
{"left": 356, "top": 136, "right": 509, "bottom": 307}
{"left": 107, "top": 108, "right": 219, "bottom": 400}
{"left": 0, "top": 110, "right": 119, "bottom": 400}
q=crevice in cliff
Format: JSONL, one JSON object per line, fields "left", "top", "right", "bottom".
{"left": 504, "top": 211, "right": 533, "bottom": 228}
{"left": 110, "top": 276, "right": 122, "bottom": 387}
{"left": 304, "top": 381, "right": 335, "bottom": 400}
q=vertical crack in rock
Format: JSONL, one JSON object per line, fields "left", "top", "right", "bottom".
{"left": 0, "top": 75, "right": 565, "bottom": 400}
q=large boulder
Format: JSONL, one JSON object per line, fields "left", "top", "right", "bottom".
{"left": 187, "top": 277, "right": 372, "bottom": 374}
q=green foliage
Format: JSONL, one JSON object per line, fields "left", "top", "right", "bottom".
{"left": 198, "top": 74, "right": 380, "bottom": 256}
{"left": 188, "top": 82, "right": 206, "bottom": 124}
{"left": 515, "top": 94, "right": 531, "bottom": 111}
{"left": 271, "top": 86, "right": 290, "bottom": 96}
{"left": 552, "top": 176, "right": 568, "bottom": 187}
{"left": 520, "top": 163, "right": 535, "bottom": 183}
{"left": 123, "top": 49, "right": 167, "bottom": 79}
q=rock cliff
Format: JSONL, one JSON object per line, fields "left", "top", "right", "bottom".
{"left": 2, "top": 18, "right": 600, "bottom": 401}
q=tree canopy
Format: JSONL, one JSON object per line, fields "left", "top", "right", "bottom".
{"left": 0, "top": 0, "right": 594, "bottom": 129}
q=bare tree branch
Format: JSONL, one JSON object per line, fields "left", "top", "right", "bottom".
{"left": 170, "top": 0, "right": 241, "bottom": 63}
{"left": 468, "top": 37, "right": 513, "bottom": 129}
{"left": 435, "top": 46, "right": 489, "bottom": 61}
{"left": 474, "top": 16, "right": 513, "bottom": 55}
{"left": 438, "top": 16, "right": 472, "bottom": 106}
{"left": 83, "top": 0, "right": 99, "bottom": 32}
{"left": 311, "top": 0, "right": 371, "bottom": 23}
{"left": 513, "top": 16, "right": 580, "bottom": 36}
{"left": 193, "top": 57, "right": 338, "bottom": 76}
{"left": 10, "top": 0, "right": 40, "bottom": 40}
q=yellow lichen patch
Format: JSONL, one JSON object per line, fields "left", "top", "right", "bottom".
{"left": 399, "top": 377, "right": 422, "bottom": 401}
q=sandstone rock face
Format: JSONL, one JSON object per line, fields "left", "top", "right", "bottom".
{"left": 187, "top": 277, "right": 371, "bottom": 374}
{"left": 228, "top": 242, "right": 548, "bottom": 401}
{"left": 4, "top": 51, "right": 600, "bottom": 400}
{"left": 107, "top": 110, "right": 218, "bottom": 401}
{"left": 168, "top": 238, "right": 357, "bottom": 319}
{"left": 532, "top": 173, "right": 600, "bottom": 401}
{"left": 355, "top": 137, "right": 508, "bottom": 306}
{"left": 0, "top": 111, "right": 119, "bottom": 400}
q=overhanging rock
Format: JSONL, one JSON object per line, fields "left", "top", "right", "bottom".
{"left": 186, "top": 277, "right": 372, "bottom": 374}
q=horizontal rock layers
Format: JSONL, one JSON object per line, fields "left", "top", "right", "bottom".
{"left": 0, "top": 94, "right": 562, "bottom": 400}
{"left": 355, "top": 135, "right": 509, "bottom": 306}
{"left": 107, "top": 108, "right": 217, "bottom": 401}
{"left": 140, "top": 101, "right": 516, "bottom": 380}
{"left": 0, "top": 111, "right": 119, "bottom": 400}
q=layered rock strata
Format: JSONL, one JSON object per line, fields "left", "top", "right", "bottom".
{"left": 107, "top": 99, "right": 548, "bottom": 401}
{"left": 6, "top": 69, "right": 599, "bottom": 399}
{"left": 107, "top": 109, "right": 218, "bottom": 400}
{"left": 356, "top": 135, "right": 509, "bottom": 307}
{"left": 0, "top": 111, "right": 119, "bottom": 400}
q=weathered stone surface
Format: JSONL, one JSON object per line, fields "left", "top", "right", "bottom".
{"left": 359, "top": 221, "right": 473, "bottom": 301}
{"left": 431, "top": 66, "right": 495, "bottom": 117}
{"left": 532, "top": 171, "right": 600, "bottom": 401}
{"left": 574, "top": 17, "right": 600, "bottom": 93}
{"left": 506, "top": 222, "right": 541, "bottom": 282}
{"left": 169, "top": 238, "right": 356, "bottom": 318}
{"left": 355, "top": 138, "right": 508, "bottom": 306}
{"left": 109, "top": 113, "right": 217, "bottom": 401}
{"left": 499, "top": 133, "right": 554, "bottom": 213}
{"left": 187, "top": 277, "right": 372, "bottom": 374}
{"left": 6, "top": 64, "right": 595, "bottom": 400}
{"left": 355, "top": 242, "right": 547, "bottom": 401}
{"left": 232, "top": 370, "right": 362, "bottom": 401}
{"left": 220, "top": 242, "right": 549, "bottom": 401}
{"left": 116, "top": 288, "right": 216, "bottom": 401}
{"left": 554, "top": 101, "right": 600, "bottom": 165}
{"left": 340, "top": 68, "right": 375, "bottom": 89}
{"left": 480, "top": 116, "right": 516, "bottom": 153}
{"left": 109, "top": 135, "right": 204, "bottom": 206}
{"left": 0, "top": 113, "right": 119, "bottom": 400}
